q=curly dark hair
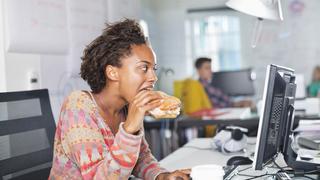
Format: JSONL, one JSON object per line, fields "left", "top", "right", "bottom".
{"left": 80, "top": 19, "right": 147, "bottom": 93}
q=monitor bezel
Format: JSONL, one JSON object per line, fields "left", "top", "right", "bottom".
{"left": 253, "top": 64, "right": 294, "bottom": 170}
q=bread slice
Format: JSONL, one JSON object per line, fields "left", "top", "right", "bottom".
{"left": 148, "top": 91, "right": 181, "bottom": 119}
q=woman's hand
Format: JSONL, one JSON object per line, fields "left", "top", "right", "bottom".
{"left": 156, "top": 169, "right": 191, "bottom": 180}
{"left": 123, "top": 90, "right": 162, "bottom": 134}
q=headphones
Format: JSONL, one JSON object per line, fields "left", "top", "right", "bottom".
{"left": 224, "top": 127, "right": 246, "bottom": 141}
{"left": 211, "top": 126, "right": 248, "bottom": 153}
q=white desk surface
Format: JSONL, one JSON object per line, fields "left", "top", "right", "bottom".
{"left": 159, "top": 138, "right": 318, "bottom": 180}
{"left": 160, "top": 138, "right": 256, "bottom": 171}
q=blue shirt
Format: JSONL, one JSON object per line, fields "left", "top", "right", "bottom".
{"left": 199, "top": 78, "right": 232, "bottom": 108}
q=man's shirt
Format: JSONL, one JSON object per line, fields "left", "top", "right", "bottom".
{"left": 199, "top": 78, "right": 233, "bottom": 108}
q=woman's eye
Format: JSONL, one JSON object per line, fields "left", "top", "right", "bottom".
{"left": 153, "top": 66, "right": 158, "bottom": 71}
{"left": 141, "top": 65, "right": 148, "bottom": 72}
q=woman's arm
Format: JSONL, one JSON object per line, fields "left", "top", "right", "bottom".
{"left": 60, "top": 107, "right": 143, "bottom": 180}
{"left": 132, "top": 135, "right": 167, "bottom": 179}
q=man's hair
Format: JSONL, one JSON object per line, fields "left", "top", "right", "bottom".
{"left": 80, "top": 19, "right": 147, "bottom": 93}
{"left": 195, "top": 57, "right": 212, "bottom": 69}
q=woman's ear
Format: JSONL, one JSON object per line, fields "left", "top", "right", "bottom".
{"left": 105, "top": 65, "right": 119, "bottom": 81}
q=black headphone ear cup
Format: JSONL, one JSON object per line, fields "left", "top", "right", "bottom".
{"left": 217, "top": 125, "right": 228, "bottom": 132}
{"left": 231, "top": 129, "right": 243, "bottom": 141}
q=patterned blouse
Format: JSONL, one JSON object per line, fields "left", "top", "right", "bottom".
{"left": 49, "top": 91, "right": 167, "bottom": 180}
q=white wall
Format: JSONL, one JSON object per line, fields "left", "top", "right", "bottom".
{"left": 142, "top": 0, "right": 320, "bottom": 99}
{"left": 239, "top": 0, "right": 320, "bottom": 98}
{"left": 2, "top": 0, "right": 319, "bottom": 119}
{"left": 1, "top": 0, "right": 142, "bottom": 122}
{"left": 141, "top": 0, "right": 234, "bottom": 95}
{"left": 0, "top": 0, "right": 6, "bottom": 92}
{"left": 5, "top": 53, "right": 41, "bottom": 91}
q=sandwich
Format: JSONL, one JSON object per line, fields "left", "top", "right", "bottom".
{"left": 148, "top": 91, "right": 181, "bottom": 119}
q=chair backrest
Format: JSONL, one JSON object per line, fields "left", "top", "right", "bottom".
{"left": 174, "top": 78, "right": 212, "bottom": 114}
{"left": 0, "top": 89, "right": 56, "bottom": 180}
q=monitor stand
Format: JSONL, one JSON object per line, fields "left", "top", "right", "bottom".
{"left": 284, "top": 138, "right": 320, "bottom": 173}
{"left": 283, "top": 104, "right": 320, "bottom": 173}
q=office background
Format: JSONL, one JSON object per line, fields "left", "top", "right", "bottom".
{"left": 0, "top": 0, "right": 319, "bottom": 122}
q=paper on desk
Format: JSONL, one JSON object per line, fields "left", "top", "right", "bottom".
{"left": 295, "top": 119, "right": 320, "bottom": 132}
{"left": 295, "top": 98, "right": 320, "bottom": 115}
{"left": 297, "top": 148, "right": 320, "bottom": 164}
{"left": 202, "top": 108, "right": 252, "bottom": 120}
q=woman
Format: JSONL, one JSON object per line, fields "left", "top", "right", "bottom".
{"left": 308, "top": 66, "right": 320, "bottom": 97}
{"left": 49, "top": 19, "right": 189, "bottom": 179}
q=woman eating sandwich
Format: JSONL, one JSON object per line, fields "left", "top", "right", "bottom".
{"left": 49, "top": 19, "right": 189, "bottom": 180}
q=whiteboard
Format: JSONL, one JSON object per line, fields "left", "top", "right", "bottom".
{"left": 3, "top": 0, "right": 69, "bottom": 54}
{"left": 66, "top": 0, "right": 107, "bottom": 74}
{"left": 107, "top": 0, "right": 140, "bottom": 22}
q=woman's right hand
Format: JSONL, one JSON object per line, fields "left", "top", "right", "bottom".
{"left": 123, "top": 90, "right": 162, "bottom": 134}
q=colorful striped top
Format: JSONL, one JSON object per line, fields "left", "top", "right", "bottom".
{"left": 49, "top": 91, "right": 167, "bottom": 180}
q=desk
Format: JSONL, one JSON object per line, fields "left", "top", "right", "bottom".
{"left": 144, "top": 114, "right": 319, "bottom": 131}
{"left": 160, "top": 138, "right": 319, "bottom": 179}
{"left": 144, "top": 108, "right": 260, "bottom": 130}
{"left": 159, "top": 138, "right": 256, "bottom": 170}
{"left": 144, "top": 113, "right": 318, "bottom": 145}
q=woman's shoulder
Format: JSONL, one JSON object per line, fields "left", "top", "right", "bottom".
{"left": 62, "top": 90, "right": 96, "bottom": 112}
{"left": 67, "top": 90, "right": 89, "bottom": 99}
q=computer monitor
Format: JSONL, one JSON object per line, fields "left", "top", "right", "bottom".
{"left": 211, "top": 68, "right": 255, "bottom": 96}
{"left": 253, "top": 64, "right": 319, "bottom": 172}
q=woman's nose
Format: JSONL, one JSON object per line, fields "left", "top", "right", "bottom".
{"left": 149, "top": 70, "right": 158, "bottom": 83}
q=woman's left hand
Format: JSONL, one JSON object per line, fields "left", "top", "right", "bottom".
{"left": 156, "top": 169, "right": 191, "bottom": 180}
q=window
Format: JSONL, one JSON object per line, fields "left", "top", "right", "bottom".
{"left": 186, "top": 12, "right": 242, "bottom": 72}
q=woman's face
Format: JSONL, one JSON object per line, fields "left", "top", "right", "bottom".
{"left": 314, "top": 69, "right": 320, "bottom": 81}
{"left": 117, "top": 44, "right": 158, "bottom": 102}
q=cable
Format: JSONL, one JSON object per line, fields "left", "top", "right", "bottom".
{"left": 237, "top": 165, "right": 252, "bottom": 173}
{"left": 272, "top": 158, "right": 287, "bottom": 172}
{"left": 292, "top": 176, "right": 317, "bottom": 180}
{"left": 284, "top": 168, "right": 320, "bottom": 175}
{"left": 303, "top": 169, "right": 320, "bottom": 174}
{"left": 183, "top": 145, "right": 212, "bottom": 150}
{"left": 243, "top": 174, "right": 272, "bottom": 180}
{"left": 235, "top": 166, "right": 274, "bottom": 180}
{"left": 247, "top": 142, "right": 257, "bottom": 145}
{"left": 237, "top": 174, "right": 256, "bottom": 178}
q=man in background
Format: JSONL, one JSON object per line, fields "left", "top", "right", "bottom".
{"left": 195, "top": 57, "right": 252, "bottom": 108}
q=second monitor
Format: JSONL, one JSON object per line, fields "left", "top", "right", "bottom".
{"left": 211, "top": 68, "right": 255, "bottom": 96}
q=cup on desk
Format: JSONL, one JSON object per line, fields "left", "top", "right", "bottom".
{"left": 190, "top": 164, "right": 224, "bottom": 180}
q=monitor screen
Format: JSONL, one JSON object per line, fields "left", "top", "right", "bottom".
{"left": 210, "top": 68, "right": 255, "bottom": 96}
{"left": 253, "top": 64, "right": 296, "bottom": 170}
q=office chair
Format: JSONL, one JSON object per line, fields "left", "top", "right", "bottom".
{"left": 0, "top": 89, "right": 56, "bottom": 180}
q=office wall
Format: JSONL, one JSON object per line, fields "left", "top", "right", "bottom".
{"left": 140, "top": 0, "right": 227, "bottom": 95}
{"left": 0, "top": 0, "right": 6, "bottom": 92}
{"left": 2, "top": 0, "right": 319, "bottom": 120}
{"left": 240, "top": 0, "right": 320, "bottom": 98}
{"left": 1, "top": 0, "right": 142, "bottom": 122}
{"left": 144, "top": 0, "right": 320, "bottom": 99}
{"left": 5, "top": 53, "right": 41, "bottom": 91}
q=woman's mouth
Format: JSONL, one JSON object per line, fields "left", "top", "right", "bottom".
{"left": 140, "top": 86, "right": 154, "bottom": 91}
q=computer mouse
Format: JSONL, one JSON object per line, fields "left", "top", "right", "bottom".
{"left": 226, "top": 156, "right": 253, "bottom": 166}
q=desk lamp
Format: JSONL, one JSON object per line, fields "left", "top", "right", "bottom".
{"left": 226, "top": 0, "right": 283, "bottom": 48}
